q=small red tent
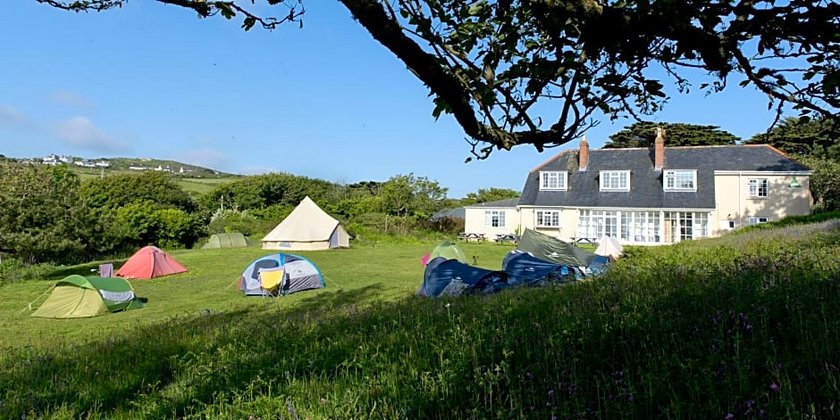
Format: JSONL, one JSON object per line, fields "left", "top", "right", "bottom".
{"left": 116, "top": 246, "right": 188, "bottom": 279}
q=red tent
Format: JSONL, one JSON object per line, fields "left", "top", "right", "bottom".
{"left": 116, "top": 246, "right": 188, "bottom": 279}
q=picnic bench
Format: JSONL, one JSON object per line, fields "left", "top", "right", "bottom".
{"left": 458, "top": 232, "right": 487, "bottom": 242}
{"left": 570, "top": 237, "right": 597, "bottom": 246}
{"left": 494, "top": 233, "right": 518, "bottom": 244}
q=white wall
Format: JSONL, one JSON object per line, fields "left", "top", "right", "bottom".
{"left": 464, "top": 207, "right": 520, "bottom": 240}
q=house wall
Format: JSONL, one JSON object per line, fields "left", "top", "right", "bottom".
{"left": 464, "top": 207, "right": 520, "bottom": 239}
{"left": 713, "top": 173, "right": 812, "bottom": 235}
{"left": 517, "top": 207, "right": 578, "bottom": 242}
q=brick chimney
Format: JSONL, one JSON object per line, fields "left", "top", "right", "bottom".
{"left": 579, "top": 136, "right": 589, "bottom": 171}
{"left": 654, "top": 127, "right": 666, "bottom": 171}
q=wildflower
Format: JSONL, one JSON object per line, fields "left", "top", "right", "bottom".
{"left": 725, "top": 414, "right": 734, "bottom": 420}
{"left": 769, "top": 382, "right": 780, "bottom": 392}
{"left": 547, "top": 389, "right": 555, "bottom": 398}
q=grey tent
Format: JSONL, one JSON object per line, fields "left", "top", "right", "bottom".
{"left": 202, "top": 232, "right": 249, "bottom": 249}
{"left": 516, "top": 228, "right": 599, "bottom": 267}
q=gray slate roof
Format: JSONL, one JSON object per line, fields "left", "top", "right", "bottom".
{"left": 519, "top": 145, "right": 809, "bottom": 209}
{"left": 431, "top": 207, "right": 466, "bottom": 220}
{"left": 465, "top": 198, "right": 520, "bottom": 208}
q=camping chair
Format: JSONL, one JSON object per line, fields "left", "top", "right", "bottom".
{"left": 259, "top": 267, "right": 285, "bottom": 296}
{"left": 99, "top": 263, "right": 114, "bottom": 278}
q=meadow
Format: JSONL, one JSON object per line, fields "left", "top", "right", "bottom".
{"left": 1, "top": 221, "right": 840, "bottom": 418}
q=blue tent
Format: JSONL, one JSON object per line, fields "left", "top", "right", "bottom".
{"left": 501, "top": 251, "right": 582, "bottom": 286}
{"left": 238, "top": 253, "right": 325, "bottom": 296}
{"left": 418, "top": 257, "right": 509, "bottom": 298}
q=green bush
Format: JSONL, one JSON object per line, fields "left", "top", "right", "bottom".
{"left": 0, "top": 257, "right": 57, "bottom": 285}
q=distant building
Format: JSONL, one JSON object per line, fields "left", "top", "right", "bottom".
{"left": 95, "top": 161, "right": 110, "bottom": 168}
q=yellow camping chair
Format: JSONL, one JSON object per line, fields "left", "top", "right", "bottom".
{"left": 259, "top": 268, "right": 285, "bottom": 295}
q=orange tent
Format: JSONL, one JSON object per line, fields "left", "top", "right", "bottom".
{"left": 116, "top": 246, "right": 188, "bottom": 279}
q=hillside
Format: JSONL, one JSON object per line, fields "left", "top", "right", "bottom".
{"left": 9, "top": 154, "right": 236, "bottom": 178}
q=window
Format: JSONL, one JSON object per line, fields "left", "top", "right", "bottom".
{"left": 535, "top": 210, "right": 561, "bottom": 227}
{"left": 600, "top": 170, "right": 630, "bottom": 191}
{"left": 539, "top": 171, "right": 567, "bottom": 191}
{"left": 664, "top": 211, "right": 710, "bottom": 242}
{"left": 620, "top": 211, "right": 661, "bottom": 243}
{"left": 664, "top": 170, "right": 697, "bottom": 191}
{"left": 484, "top": 210, "right": 506, "bottom": 228}
{"left": 748, "top": 216, "right": 769, "bottom": 225}
{"left": 748, "top": 178, "right": 768, "bottom": 198}
{"left": 577, "top": 210, "right": 619, "bottom": 239}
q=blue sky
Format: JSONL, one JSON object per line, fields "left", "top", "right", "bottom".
{"left": 2, "top": 1, "right": 785, "bottom": 197}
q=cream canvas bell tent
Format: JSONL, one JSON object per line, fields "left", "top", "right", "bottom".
{"left": 261, "top": 196, "right": 350, "bottom": 251}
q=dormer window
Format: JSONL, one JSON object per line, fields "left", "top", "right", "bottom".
{"left": 664, "top": 169, "right": 697, "bottom": 191}
{"left": 539, "top": 171, "right": 567, "bottom": 191}
{"left": 600, "top": 170, "right": 630, "bottom": 191}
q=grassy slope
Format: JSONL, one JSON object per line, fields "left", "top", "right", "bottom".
{"left": 1, "top": 224, "right": 840, "bottom": 418}
{"left": 74, "top": 171, "right": 236, "bottom": 195}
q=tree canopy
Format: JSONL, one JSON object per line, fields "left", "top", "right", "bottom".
{"left": 745, "top": 117, "right": 839, "bottom": 160}
{"left": 460, "top": 187, "right": 520, "bottom": 205}
{"left": 604, "top": 122, "right": 740, "bottom": 148}
{"left": 38, "top": 0, "right": 840, "bottom": 158}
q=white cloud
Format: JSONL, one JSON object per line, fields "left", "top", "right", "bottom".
{"left": 51, "top": 116, "right": 127, "bottom": 153}
{"left": 52, "top": 90, "right": 93, "bottom": 109}
{"left": 0, "top": 104, "right": 29, "bottom": 127}
{"left": 172, "top": 148, "right": 230, "bottom": 172}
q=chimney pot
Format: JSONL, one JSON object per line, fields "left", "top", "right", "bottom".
{"left": 654, "top": 128, "right": 666, "bottom": 170}
{"left": 579, "top": 136, "right": 589, "bottom": 171}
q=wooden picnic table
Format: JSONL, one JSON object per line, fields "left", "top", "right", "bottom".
{"left": 458, "top": 232, "right": 487, "bottom": 242}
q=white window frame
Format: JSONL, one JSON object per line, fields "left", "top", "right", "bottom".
{"left": 484, "top": 210, "right": 506, "bottom": 228}
{"left": 535, "top": 210, "right": 561, "bottom": 227}
{"left": 599, "top": 170, "right": 630, "bottom": 191}
{"left": 748, "top": 178, "right": 769, "bottom": 198}
{"left": 539, "top": 171, "right": 567, "bottom": 191}
{"left": 664, "top": 169, "right": 697, "bottom": 191}
{"left": 748, "top": 216, "right": 769, "bottom": 225}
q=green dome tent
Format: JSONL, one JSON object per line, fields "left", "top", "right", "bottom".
{"left": 430, "top": 240, "right": 467, "bottom": 263}
{"left": 32, "top": 275, "right": 145, "bottom": 319}
{"left": 202, "top": 232, "right": 249, "bottom": 249}
{"left": 422, "top": 240, "right": 468, "bottom": 265}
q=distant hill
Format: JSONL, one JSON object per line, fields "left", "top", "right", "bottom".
{"left": 9, "top": 154, "right": 236, "bottom": 178}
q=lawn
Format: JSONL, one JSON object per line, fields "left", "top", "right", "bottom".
{"left": 0, "top": 241, "right": 514, "bottom": 349}
{"left": 1, "top": 222, "right": 840, "bottom": 418}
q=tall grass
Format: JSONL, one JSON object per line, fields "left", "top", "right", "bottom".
{"left": 1, "top": 222, "right": 839, "bottom": 418}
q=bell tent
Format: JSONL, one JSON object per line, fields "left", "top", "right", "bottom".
{"left": 262, "top": 196, "right": 350, "bottom": 251}
{"left": 202, "top": 232, "right": 249, "bottom": 249}
{"left": 239, "top": 253, "right": 325, "bottom": 296}
{"left": 116, "top": 246, "right": 188, "bottom": 279}
{"left": 32, "top": 275, "right": 145, "bottom": 318}
{"left": 595, "top": 235, "right": 624, "bottom": 259}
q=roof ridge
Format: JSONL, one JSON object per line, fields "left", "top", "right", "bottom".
{"left": 529, "top": 149, "right": 573, "bottom": 173}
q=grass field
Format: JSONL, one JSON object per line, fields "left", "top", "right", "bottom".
{"left": 73, "top": 170, "right": 236, "bottom": 194}
{"left": 0, "top": 241, "right": 513, "bottom": 349}
{"left": 1, "top": 223, "right": 840, "bottom": 418}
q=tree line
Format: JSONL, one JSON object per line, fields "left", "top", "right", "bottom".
{"left": 0, "top": 165, "right": 519, "bottom": 266}
{"left": 1, "top": 119, "right": 836, "bottom": 268}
